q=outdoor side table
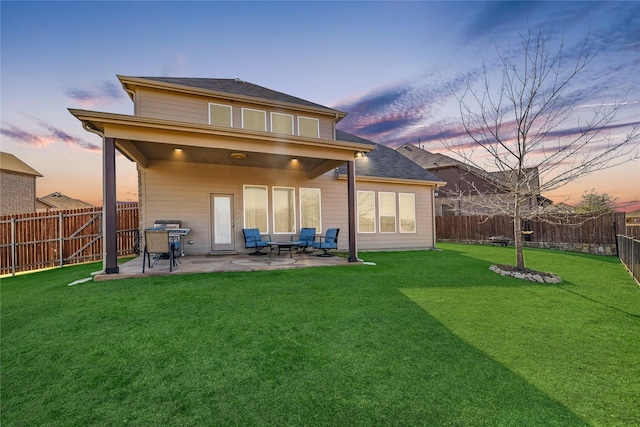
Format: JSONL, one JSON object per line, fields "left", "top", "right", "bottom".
{"left": 267, "top": 241, "right": 301, "bottom": 258}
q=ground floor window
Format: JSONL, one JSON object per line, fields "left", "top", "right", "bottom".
{"left": 357, "top": 191, "right": 376, "bottom": 233}
{"left": 378, "top": 192, "right": 396, "bottom": 233}
{"left": 244, "top": 185, "right": 268, "bottom": 232}
{"left": 273, "top": 187, "right": 295, "bottom": 234}
{"left": 399, "top": 193, "right": 416, "bottom": 233}
{"left": 300, "top": 188, "right": 321, "bottom": 232}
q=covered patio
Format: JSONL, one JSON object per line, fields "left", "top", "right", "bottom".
{"left": 94, "top": 252, "right": 357, "bottom": 281}
{"left": 70, "top": 109, "right": 372, "bottom": 276}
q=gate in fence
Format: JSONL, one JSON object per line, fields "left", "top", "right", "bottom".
{"left": 0, "top": 204, "right": 139, "bottom": 276}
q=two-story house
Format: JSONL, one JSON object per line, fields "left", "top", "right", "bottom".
{"left": 397, "top": 144, "right": 550, "bottom": 216}
{"left": 70, "top": 76, "right": 444, "bottom": 274}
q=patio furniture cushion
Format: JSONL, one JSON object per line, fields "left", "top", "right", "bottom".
{"left": 293, "top": 227, "right": 316, "bottom": 252}
{"left": 312, "top": 228, "right": 339, "bottom": 256}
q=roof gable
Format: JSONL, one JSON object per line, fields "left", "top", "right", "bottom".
{"left": 0, "top": 152, "right": 42, "bottom": 177}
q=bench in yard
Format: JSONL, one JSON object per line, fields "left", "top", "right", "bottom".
{"left": 489, "top": 236, "right": 510, "bottom": 247}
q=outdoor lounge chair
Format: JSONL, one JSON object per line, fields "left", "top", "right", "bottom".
{"left": 143, "top": 229, "right": 177, "bottom": 272}
{"left": 292, "top": 227, "right": 316, "bottom": 253}
{"left": 243, "top": 228, "right": 271, "bottom": 255}
{"left": 312, "top": 228, "right": 339, "bottom": 257}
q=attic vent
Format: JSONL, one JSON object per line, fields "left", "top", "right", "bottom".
{"left": 234, "top": 78, "right": 245, "bottom": 84}
{"left": 404, "top": 145, "right": 413, "bottom": 151}
{"left": 53, "top": 192, "right": 62, "bottom": 197}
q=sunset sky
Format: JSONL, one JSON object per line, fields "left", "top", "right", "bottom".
{"left": 2, "top": 1, "right": 638, "bottom": 210}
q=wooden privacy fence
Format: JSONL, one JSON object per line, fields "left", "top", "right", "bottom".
{"left": 0, "top": 204, "right": 139, "bottom": 276}
{"left": 436, "top": 212, "right": 626, "bottom": 246}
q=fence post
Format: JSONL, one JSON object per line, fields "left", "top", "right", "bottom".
{"left": 59, "top": 212, "right": 64, "bottom": 267}
{"left": 614, "top": 220, "right": 619, "bottom": 257}
{"left": 11, "top": 218, "right": 16, "bottom": 276}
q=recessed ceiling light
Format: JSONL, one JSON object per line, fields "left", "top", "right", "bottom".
{"left": 230, "top": 152, "right": 247, "bottom": 159}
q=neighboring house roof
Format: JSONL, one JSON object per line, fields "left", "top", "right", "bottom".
{"left": 37, "top": 192, "right": 94, "bottom": 210}
{"left": 0, "top": 152, "right": 43, "bottom": 177}
{"left": 336, "top": 131, "right": 445, "bottom": 184}
{"left": 627, "top": 209, "right": 640, "bottom": 219}
{"left": 549, "top": 202, "right": 575, "bottom": 213}
{"left": 397, "top": 144, "right": 542, "bottom": 193}
{"left": 121, "top": 76, "right": 346, "bottom": 117}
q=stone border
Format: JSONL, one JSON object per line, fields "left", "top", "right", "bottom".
{"left": 489, "top": 265, "right": 562, "bottom": 284}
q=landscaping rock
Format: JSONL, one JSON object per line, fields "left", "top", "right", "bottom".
{"left": 489, "top": 265, "right": 562, "bottom": 284}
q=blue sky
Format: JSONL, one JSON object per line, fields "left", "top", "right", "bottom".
{"left": 1, "top": 1, "right": 638, "bottom": 209}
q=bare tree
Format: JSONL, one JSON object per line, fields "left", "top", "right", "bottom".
{"left": 445, "top": 25, "right": 639, "bottom": 270}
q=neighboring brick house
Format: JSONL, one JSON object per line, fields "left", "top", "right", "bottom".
{"left": 0, "top": 152, "right": 43, "bottom": 216}
{"left": 397, "top": 144, "right": 550, "bottom": 216}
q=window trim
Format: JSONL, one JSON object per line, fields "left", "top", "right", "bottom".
{"left": 357, "top": 190, "right": 376, "bottom": 234}
{"left": 243, "top": 185, "right": 269, "bottom": 233}
{"left": 299, "top": 187, "right": 322, "bottom": 234}
{"left": 297, "top": 116, "right": 320, "bottom": 138}
{"left": 208, "top": 102, "right": 232, "bottom": 127}
{"left": 270, "top": 112, "right": 294, "bottom": 135}
{"left": 399, "top": 193, "right": 417, "bottom": 233}
{"left": 241, "top": 108, "right": 267, "bottom": 132}
{"left": 272, "top": 186, "right": 296, "bottom": 234}
{"left": 378, "top": 192, "right": 397, "bottom": 233}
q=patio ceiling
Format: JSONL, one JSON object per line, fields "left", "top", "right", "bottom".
{"left": 69, "top": 109, "right": 373, "bottom": 178}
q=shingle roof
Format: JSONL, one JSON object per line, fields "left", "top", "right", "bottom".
{"left": 336, "top": 131, "right": 444, "bottom": 183}
{"left": 0, "top": 152, "right": 42, "bottom": 177}
{"left": 131, "top": 77, "right": 342, "bottom": 113}
{"left": 37, "top": 192, "right": 94, "bottom": 210}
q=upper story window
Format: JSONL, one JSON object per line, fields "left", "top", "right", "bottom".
{"left": 209, "top": 103, "right": 232, "bottom": 127}
{"left": 271, "top": 113, "right": 294, "bottom": 135}
{"left": 242, "top": 108, "right": 267, "bottom": 132}
{"left": 298, "top": 116, "right": 319, "bottom": 138}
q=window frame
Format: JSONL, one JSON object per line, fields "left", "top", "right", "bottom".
{"left": 243, "top": 185, "right": 269, "bottom": 233}
{"left": 398, "top": 193, "right": 417, "bottom": 233}
{"left": 208, "top": 103, "right": 233, "bottom": 127}
{"left": 297, "top": 116, "right": 320, "bottom": 138}
{"left": 241, "top": 108, "right": 267, "bottom": 132}
{"left": 357, "top": 190, "right": 376, "bottom": 234}
{"left": 272, "top": 186, "right": 296, "bottom": 234}
{"left": 299, "top": 187, "right": 322, "bottom": 233}
{"left": 378, "top": 192, "right": 397, "bottom": 233}
{"left": 271, "top": 112, "right": 294, "bottom": 135}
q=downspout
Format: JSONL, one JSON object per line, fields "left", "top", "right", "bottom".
{"left": 432, "top": 187, "right": 437, "bottom": 248}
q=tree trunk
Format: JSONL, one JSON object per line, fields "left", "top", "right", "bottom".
{"left": 513, "top": 198, "right": 525, "bottom": 270}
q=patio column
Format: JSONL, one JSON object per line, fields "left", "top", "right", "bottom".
{"left": 103, "top": 136, "right": 119, "bottom": 274}
{"left": 347, "top": 160, "right": 358, "bottom": 262}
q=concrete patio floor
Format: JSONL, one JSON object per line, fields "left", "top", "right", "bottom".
{"left": 94, "top": 251, "right": 357, "bottom": 281}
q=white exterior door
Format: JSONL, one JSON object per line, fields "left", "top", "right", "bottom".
{"left": 211, "top": 194, "right": 235, "bottom": 252}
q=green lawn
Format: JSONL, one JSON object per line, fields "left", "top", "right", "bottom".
{"left": 2, "top": 243, "right": 639, "bottom": 426}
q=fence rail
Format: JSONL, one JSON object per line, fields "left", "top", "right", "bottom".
{"left": 1, "top": 204, "right": 139, "bottom": 276}
{"left": 617, "top": 235, "right": 640, "bottom": 284}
